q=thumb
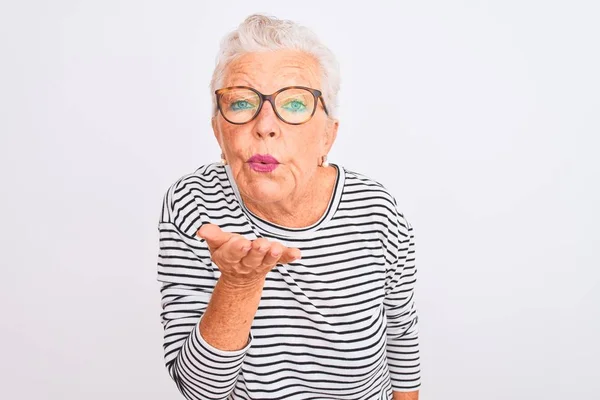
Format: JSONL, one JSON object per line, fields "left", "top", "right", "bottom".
{"left": 196, "top": 223, "right": 232, "bottom": 250}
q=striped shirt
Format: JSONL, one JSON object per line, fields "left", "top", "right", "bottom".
{"left": 157, "top": 162, "right": 421, "bottom": 400}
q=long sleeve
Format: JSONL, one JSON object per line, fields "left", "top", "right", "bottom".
{"left": 383, "top": 207, "right": 422, "bottom": 392}
{"left": 157, "top": 187, "right": 252, "bottom": 399}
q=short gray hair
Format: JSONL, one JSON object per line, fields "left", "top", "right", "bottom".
{"left": 210, "top": 14, "right": 340, "bottom": 119}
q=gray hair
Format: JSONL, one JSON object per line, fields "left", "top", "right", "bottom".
{"left": 210, "top": 14, "right": 340, "bottom": 119}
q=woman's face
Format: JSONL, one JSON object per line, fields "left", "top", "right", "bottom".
{"left": 212, "top": 50, "right": 338, "bottom": 205}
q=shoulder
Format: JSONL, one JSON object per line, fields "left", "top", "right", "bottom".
{"left": 340, "top": 165, "right": 403, "bottom": 215}
{"left": 158, "top": 162, "right": 228, "bottom": 234}
{"left": 343, "top": 166, "right": 391, "bottom": 191}
{"left": 340, "top": 165, "right": 412, "bottom": 240}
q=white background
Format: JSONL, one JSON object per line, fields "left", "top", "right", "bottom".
{"left": 1, "top": 1, "right": 598, "bottom": 399}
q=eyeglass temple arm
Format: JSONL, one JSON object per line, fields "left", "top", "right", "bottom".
{"left": 319, "top": 97, "right": 330, "bottom": 116}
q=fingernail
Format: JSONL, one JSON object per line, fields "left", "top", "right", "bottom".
{"left": 271, "top": 250, "right": 281, "bottom": 256}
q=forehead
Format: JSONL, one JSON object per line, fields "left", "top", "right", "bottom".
{"left": 222, "top": 50, "right": 322, "bottom": 93}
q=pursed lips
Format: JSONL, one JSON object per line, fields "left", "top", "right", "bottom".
{"left": 247, "top": 154, "right": 279, "bottom": 164}
{"left": 247, "top": 154, "right": 280, "bottom": 172}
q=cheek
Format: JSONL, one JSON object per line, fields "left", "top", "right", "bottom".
{"left": 283, "top": 133, "right": 314, "bottom": 161}
{"left": 221, "top": 127, "right": 250, "bottom": 153}
{"left": 295, "top": 125, "right": 325, "bottom": 155}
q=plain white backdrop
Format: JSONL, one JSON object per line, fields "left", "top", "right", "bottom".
{"left": 1, "top": 1, "right": 598, "bottom": 399}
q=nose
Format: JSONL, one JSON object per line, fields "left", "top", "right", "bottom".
{"left": 253, "top": 99, "right": 280, "bottom": 139}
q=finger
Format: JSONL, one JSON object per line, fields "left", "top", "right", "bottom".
{"left": 197, "top": 224, "right": 232, "bottom": 250}
{"left": 218, "top": 235, "right": 252, "bottom": 263}
{"left": 261, "top": 241, "right": 285, "bottom": 268}
{"left": 240, "top": 238, "right": 272, "bottom": 267}
{"left": 278, "top": 247, "right": 302, "bottom": 265}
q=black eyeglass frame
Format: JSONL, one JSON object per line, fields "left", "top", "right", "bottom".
{"left": 215, "top": 85, "right": 329, "bottom": 125}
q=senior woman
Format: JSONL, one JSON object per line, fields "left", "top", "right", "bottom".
{"left": 157, "top": 14, "right": 420, "bottom": 400}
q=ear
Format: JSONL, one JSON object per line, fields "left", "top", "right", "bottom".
{"left": 211, "top": 116, "right": 222, "bottom": 148}
{"left": 323, "top": 118, "right": 339, "bottom": 154}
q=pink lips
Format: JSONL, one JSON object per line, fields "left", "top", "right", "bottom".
{"left": 247, "top": 154, "right": 279, "bottom": 173}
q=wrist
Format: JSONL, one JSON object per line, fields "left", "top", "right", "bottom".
{"left": 217, "top": 274, "right": 267, "bottom": 292}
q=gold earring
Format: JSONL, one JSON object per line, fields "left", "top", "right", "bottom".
{"left": 321, "top": 155, "right": 329, "bottom": 167}
{"left": 221, "top": 152, "right": 227, "bottom": 165}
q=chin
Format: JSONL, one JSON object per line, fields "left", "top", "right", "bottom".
{"left": 243, "top": 181, "right": 285, "bottom": 203}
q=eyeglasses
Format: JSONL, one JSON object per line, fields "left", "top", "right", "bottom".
{"left": 215, "top": 86, "right": 329, "bottom": 125}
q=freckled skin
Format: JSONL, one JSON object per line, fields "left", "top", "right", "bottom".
{"left": 212, "top": 50, "right": 339, "bottom": 228}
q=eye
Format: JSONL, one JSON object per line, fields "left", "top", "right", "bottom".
{"left": 230, "top": 100, "right": 255, "bottom": 111}
{"left": 281, "top": 99, "right": 307, "bottom": 112}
